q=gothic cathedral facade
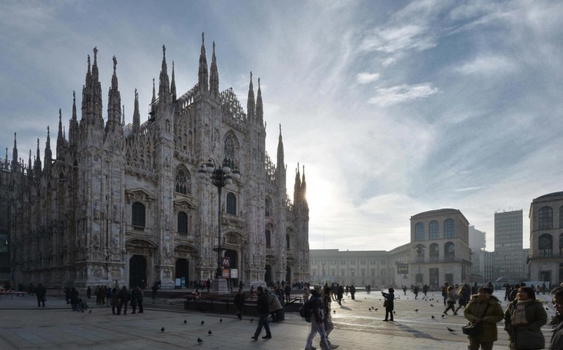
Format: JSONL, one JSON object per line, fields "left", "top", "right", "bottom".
{"left": 3, "top": 34, "right": 310, "bottom": 289}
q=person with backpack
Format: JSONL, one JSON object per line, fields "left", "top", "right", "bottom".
{"left": 504, "top": 286, "right": 547, "bottom": 350}
{"left": 382, "top": 288, "right": 395, "bottom": 321}
{"left": 463, "top": 287, "right": 504, "bottom": 350}
{"left": 304, "top": 286, "right": 331, "bottom": 350}
{"left": 252, "top": 287, "right": 272, "bottom": 341}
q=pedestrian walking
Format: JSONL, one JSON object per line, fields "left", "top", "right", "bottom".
{"left": 336, "top": 284, "right": 344, "bottom": 306}
{"left": 422, "top": 284, "right": 429, "bottom": 298}
{"left": 36, "top": 283, "right": 46, "bottom": 307}
{"left": 322, "top": 285, "right": 339, "bottom": 348}
{"left": 86, "top": 286, "right": 91, "bottom": 299}
{"left": 70, "top": 288, "right": 79, "bottom": 311}
{"left": 463, "top": 286, "right": 504, "bottom": 350}
{"left": 382, "top": 288, "right": 395, "bottom": 321}
{"left": 444, "top": 286, "right": 458, "bottom": 315}
{"left": 504, "top": 286, "right": 547, "bottom": 350}
{"left": 251, "top": 286, "right": 272, "bottom": 341}
{"left": 414, "top": 285, "right": 419, "bottom": 300}
{"left": 118, "top": 286, "right": 130, "bottom": 315}
{"left": 234, "top": 288, "right": 245, "bottom": 320}
{"left": 350, "top": 285, "right": 356, "bottom": 300}
{"left": 455, "top": 284, "right": 471, "bottom": 314}
{"left": 111, "top": 288, "right": 119, "bottom": 315}
{"left": 133, "top": 287, "right": 144, "bottom": 313}
{"left": 442, "top": 283, "right": 449, "bottom": 306}
{"left": 402, "top": 285, "right": 407, "bottom": 296}
{"left": 550, "top": 287, "right": 563, "bottom": 350}
{"left": 304, "top": 286, "right": 330, "bottom": 350}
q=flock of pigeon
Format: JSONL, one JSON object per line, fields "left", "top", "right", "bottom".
{"left": 157, "top": 317, "right": 239, "bottom": 345}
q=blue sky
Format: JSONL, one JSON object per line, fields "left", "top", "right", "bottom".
{"left": 1, "top": 0, "right": 562, "bottom": 251}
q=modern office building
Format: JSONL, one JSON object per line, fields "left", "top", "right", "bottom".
{"left": 494, "top": 210, "right": 528, "bottom": 282}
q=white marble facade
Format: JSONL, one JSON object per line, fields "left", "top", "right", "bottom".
{"left": 5, "top": 35, "right": 310, "bottom": 289}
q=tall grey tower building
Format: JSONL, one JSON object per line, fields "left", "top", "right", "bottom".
{"left": 494, "top": 210, "right": 528, "bottom": 282}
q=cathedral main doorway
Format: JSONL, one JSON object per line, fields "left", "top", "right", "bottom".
{"left": 129, "top": 255, "right": 147, "bottom": 289}
{"left": 175, "top": 259, "right": 189, "bottom": 287}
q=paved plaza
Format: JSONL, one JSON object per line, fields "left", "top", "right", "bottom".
{"left": 0, "top": 291, "right": 556, "bottom": 349}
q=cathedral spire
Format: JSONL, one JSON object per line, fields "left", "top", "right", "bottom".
{"left": 34, "top": 138, "right": 41, "bottom": 172}
{"left": 301, "top": 165, "right": 307, "bottom": 197}
{"left": 28, "top": 149, "right": 32, "bottom": 173}
{"left": 209, "top": 41, "right": 219, "bottom": 97}
{"left": 82, "top": 47, "right": 103, "bottom": 126}
{"left": 11, "top": 132, "right": 18, "bottom": 170}
{"left": 150, "top": 78, "right": 156, "bottom": 116}
{"left": 158, "top": 45, "right": 170, "bottom": 104}
{"left": 256, "top": 77, "right": 263, "bottom": 124}
{"left": 106, "top": 55, "right": 122, "bottom": 132}
{"left": 198, "top": 32, "right": 209, "bottom": 93}
{"left": 277, "top": 124, "right": 284, "bottom": 170}
{"left": 294, "top": 163, "right": 301, "bottom": 204}
{"left": 247, "top": 72, "right": 255, "bottom": 120}
{"left": 57, "top": 108, "right": 65, "bottom": 156}
{"left": 133, "top": 89, "right": 140, "bottom": 132}
{"left": 44, "top": 127, "right": 52, "bottom": 172}
{"left": 171, "top": 61, "right": 177, "bottom": 102}
{"left": 69, "top": 91, "right": 79, "bottom": 146}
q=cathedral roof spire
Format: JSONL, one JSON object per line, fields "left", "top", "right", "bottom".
{"left": 256, "top": 77, "right": 263, "bottom": 124}
{"left": 277, "top": 124, "right": 284, "bottom": 169}
{"left": 69, "top": 91, "right": 79, "bottom": 146}
{"left": 44, "top": 126, "right": 52, "bottom": 171}
{"left": 11, "top": 132, "right": 18, "bottom": 170}
{"left": 247, "top": 72, "right": 255, "bottom": 120}
{"left": 210, "top": 41, "right": 219, "bottom": 97}
{"left": 158, "top": 45, "right": 170, "bottom": 104}
{"left": 294, "top": 163, "right": 301, "bottom": 204}
{"left": 34, "top": 138, "right": 41, "bottom": 172}
{"left": 198, "top": 32, "right": 209, "bottom": 93}
{"left": 28, "top": 149, "right": 32, "bottom": 173}
{"left": 106, "top": 55, "right": 122, "bottom": 132}
{"left": 133, "top": 88, "right": 140, "bottom": 132}
{"left": 57, "top": 108, "right": 65, "bottom": 155}
{"left": 171, "top": 61, "right": 177, "bottom": 102}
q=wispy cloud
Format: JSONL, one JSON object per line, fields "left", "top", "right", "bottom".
{"left": 356, "top": 72, "right": 380, "bottom": 84}
{"left": 368, "top": 83, "right": 438, "bottom": 107}
{"left": 456, "top": 55, "right": 518, "bottom": 75}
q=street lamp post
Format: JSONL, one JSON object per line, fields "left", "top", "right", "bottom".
{"left": 198, "top": 158, "right": 240, "bottom": 292}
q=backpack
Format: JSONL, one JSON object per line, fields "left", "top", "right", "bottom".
{"left": 299, "top": 299, "right": 313, "bottom": 322}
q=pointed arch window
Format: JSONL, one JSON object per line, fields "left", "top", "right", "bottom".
{"left": 265, "top": 197, "right": 272, "bottom": 217}
{"left": 265, "top": 229, "right": 272, "bottom": 249}
{"left": 178, "top": 212, "right": 188, "bottom": 235}
{"left": 224, "top": 132, "right": 239, "bottom": 167}
{"left": 132, "top": 202, "right": 146, "bottom": 229}
{"left": 226, "top": 192, "right": 237, "bottom": 216}
{"left": 175, "top": 166, "right": 191, "bottom": 194}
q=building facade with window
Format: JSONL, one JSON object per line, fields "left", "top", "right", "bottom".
{"left": 3, "top": 37, "right": 310, "bottom": 290}
{"left": 309, "top": 249, "right": 390, "bottom": 287}
{"left": 493, "top": 210, "right": 528, "bottom": 283}
{"left": 528, "top": 191, "right": 563, "bottom": 287}
{"left": 410, "top": 209, "right": 471, "bottom": 288}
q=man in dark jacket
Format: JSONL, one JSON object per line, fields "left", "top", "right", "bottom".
{"left": 550, "top": 287, "right": 563, "bottom": 350}
{"left": 382, "top": 288, "right": 395, "bottom": 321}
{"left": 234, "top": 289, "right": 245, "bottom": 320}
{"left": 36, "top": 283, "right": 46, "bottom": 307}
{"left": 252, "top": 287, "right": 272, "bottom": 340}
{"left": 118, "top": 286, "right": 130, "bottom": 315}
{"left": 305, "top": 287, "right": 331, "bottom": 350}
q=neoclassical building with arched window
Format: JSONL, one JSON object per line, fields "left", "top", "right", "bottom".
{"left": 5, "top": 38, "right": 310, "bottom": 290}
{"left": 528, "top": 191, "right": 563, "bottom": 287}
{"left": 409, "top": 209, "right": 471, "bottom": 288}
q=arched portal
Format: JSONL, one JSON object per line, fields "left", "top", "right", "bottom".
{"left": 129, "top": 255, "right": 147, "bottom": 289}
{"left": 175, "top": 258, "right": 189, "bottom": 287}
{"left": 264, "top": 265, "right": 272, "bottom": 286}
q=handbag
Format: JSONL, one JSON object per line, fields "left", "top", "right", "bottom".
{"left": 462, "top": 301, "right": 490, "bottom": 336}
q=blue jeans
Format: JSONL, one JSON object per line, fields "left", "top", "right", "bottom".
{"left": 253, "top": 314, "right": 271, "bottom": 338}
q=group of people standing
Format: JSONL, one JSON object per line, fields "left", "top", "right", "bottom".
{"left": 110, "top": 286, "right": 144, "bottom": 315}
